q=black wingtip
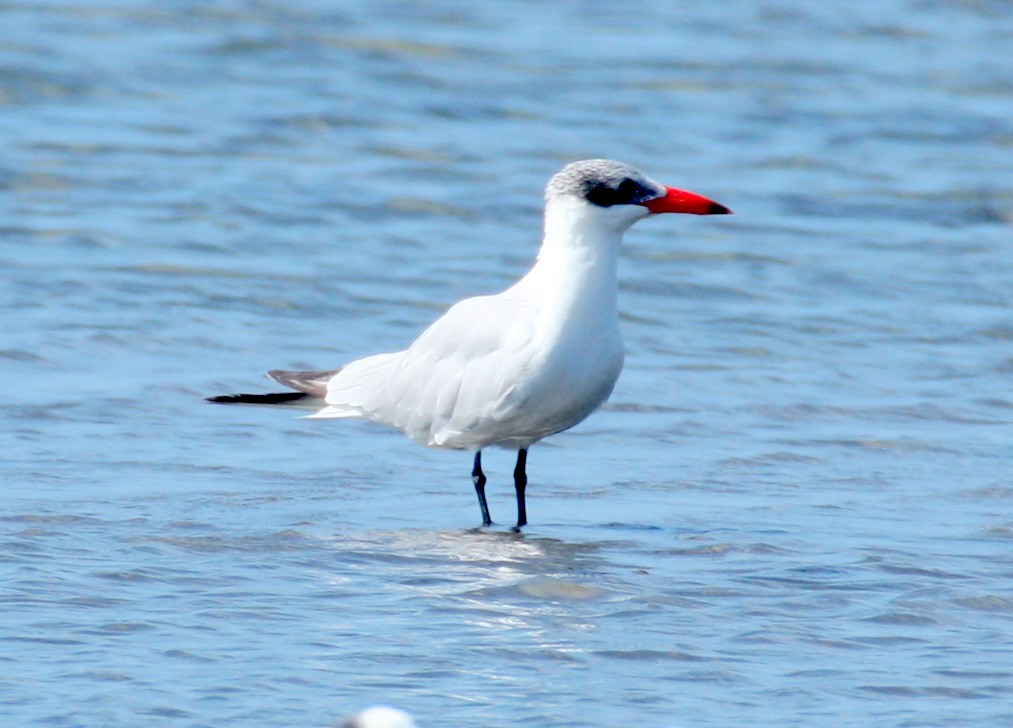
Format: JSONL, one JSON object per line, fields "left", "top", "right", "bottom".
{"left": 206, "top": 392, "right": 310, "bottom": 405}
{"left": 708, "top": 202, "right": 733, "bottom": 215}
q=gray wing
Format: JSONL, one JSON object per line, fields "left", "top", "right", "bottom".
{"left": 268, "top": 368, "right": 342, "bottom": 397}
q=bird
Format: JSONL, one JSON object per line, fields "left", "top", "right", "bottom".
{"left": 207, "top": 159, "right": 730, "bottom": 529}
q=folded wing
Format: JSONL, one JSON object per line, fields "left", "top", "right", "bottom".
{"left": 309, "top": 293, "right": 537, "bottom": 449}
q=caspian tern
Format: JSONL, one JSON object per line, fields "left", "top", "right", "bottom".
{"left": 208, "top": 159, "right": 730, "bottom": 529}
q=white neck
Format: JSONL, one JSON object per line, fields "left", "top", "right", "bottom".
{"left": 510, "top": 198, "right": 644, "bottom": 340}
{"left": 529, "top": 197, "right": 645, "bottom": 290}
{"left": 538, "top": 199, "right": 624, "bottom": 267}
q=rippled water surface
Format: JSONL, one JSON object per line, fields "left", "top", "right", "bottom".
{"left": 3, "top": 1, "right": 1012, "bottom": 726}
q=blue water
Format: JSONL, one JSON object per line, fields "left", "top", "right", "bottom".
{"left": 2, "top": 1, "right": 1012, "bottom": 726}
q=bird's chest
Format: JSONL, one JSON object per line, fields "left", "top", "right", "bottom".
{"left": 543, "top": 321, "right": 623, "bottom": 397}
{"left": 511, "top": 299, "right": 625, "bottom": 425}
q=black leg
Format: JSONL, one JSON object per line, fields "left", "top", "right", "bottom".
{"left": 513, "top": 448, "right": 528, "bottom": 530}
{"left": 472, "top": 451, "right": 492, "bottom": 527}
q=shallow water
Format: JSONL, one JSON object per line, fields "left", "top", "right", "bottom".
{"left": 2, "top": 1, "right": 1012, "bottom": 726}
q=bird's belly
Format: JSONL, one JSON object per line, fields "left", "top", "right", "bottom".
{"left": 484, "top": 334, "right": 625, "bottom": 448}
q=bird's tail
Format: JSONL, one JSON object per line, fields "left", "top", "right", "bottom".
{"left": 206, "top": 391, "right": 323, "bottom": 408}
{"left": 207, "top": 367, "right": 340, "bottom": 409}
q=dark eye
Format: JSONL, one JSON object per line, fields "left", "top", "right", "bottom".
{"left": 584, "top": 177, "right": 646, "bottom": 208}
{"left": 584, "top": 182, "right": 618, "bottom": 207}
{"left": 617, "top": 178, "right": 640, "bottom": 199}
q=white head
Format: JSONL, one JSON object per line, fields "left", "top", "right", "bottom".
{"left": 543, "top": 158, "right": 730, "bottom": 235}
